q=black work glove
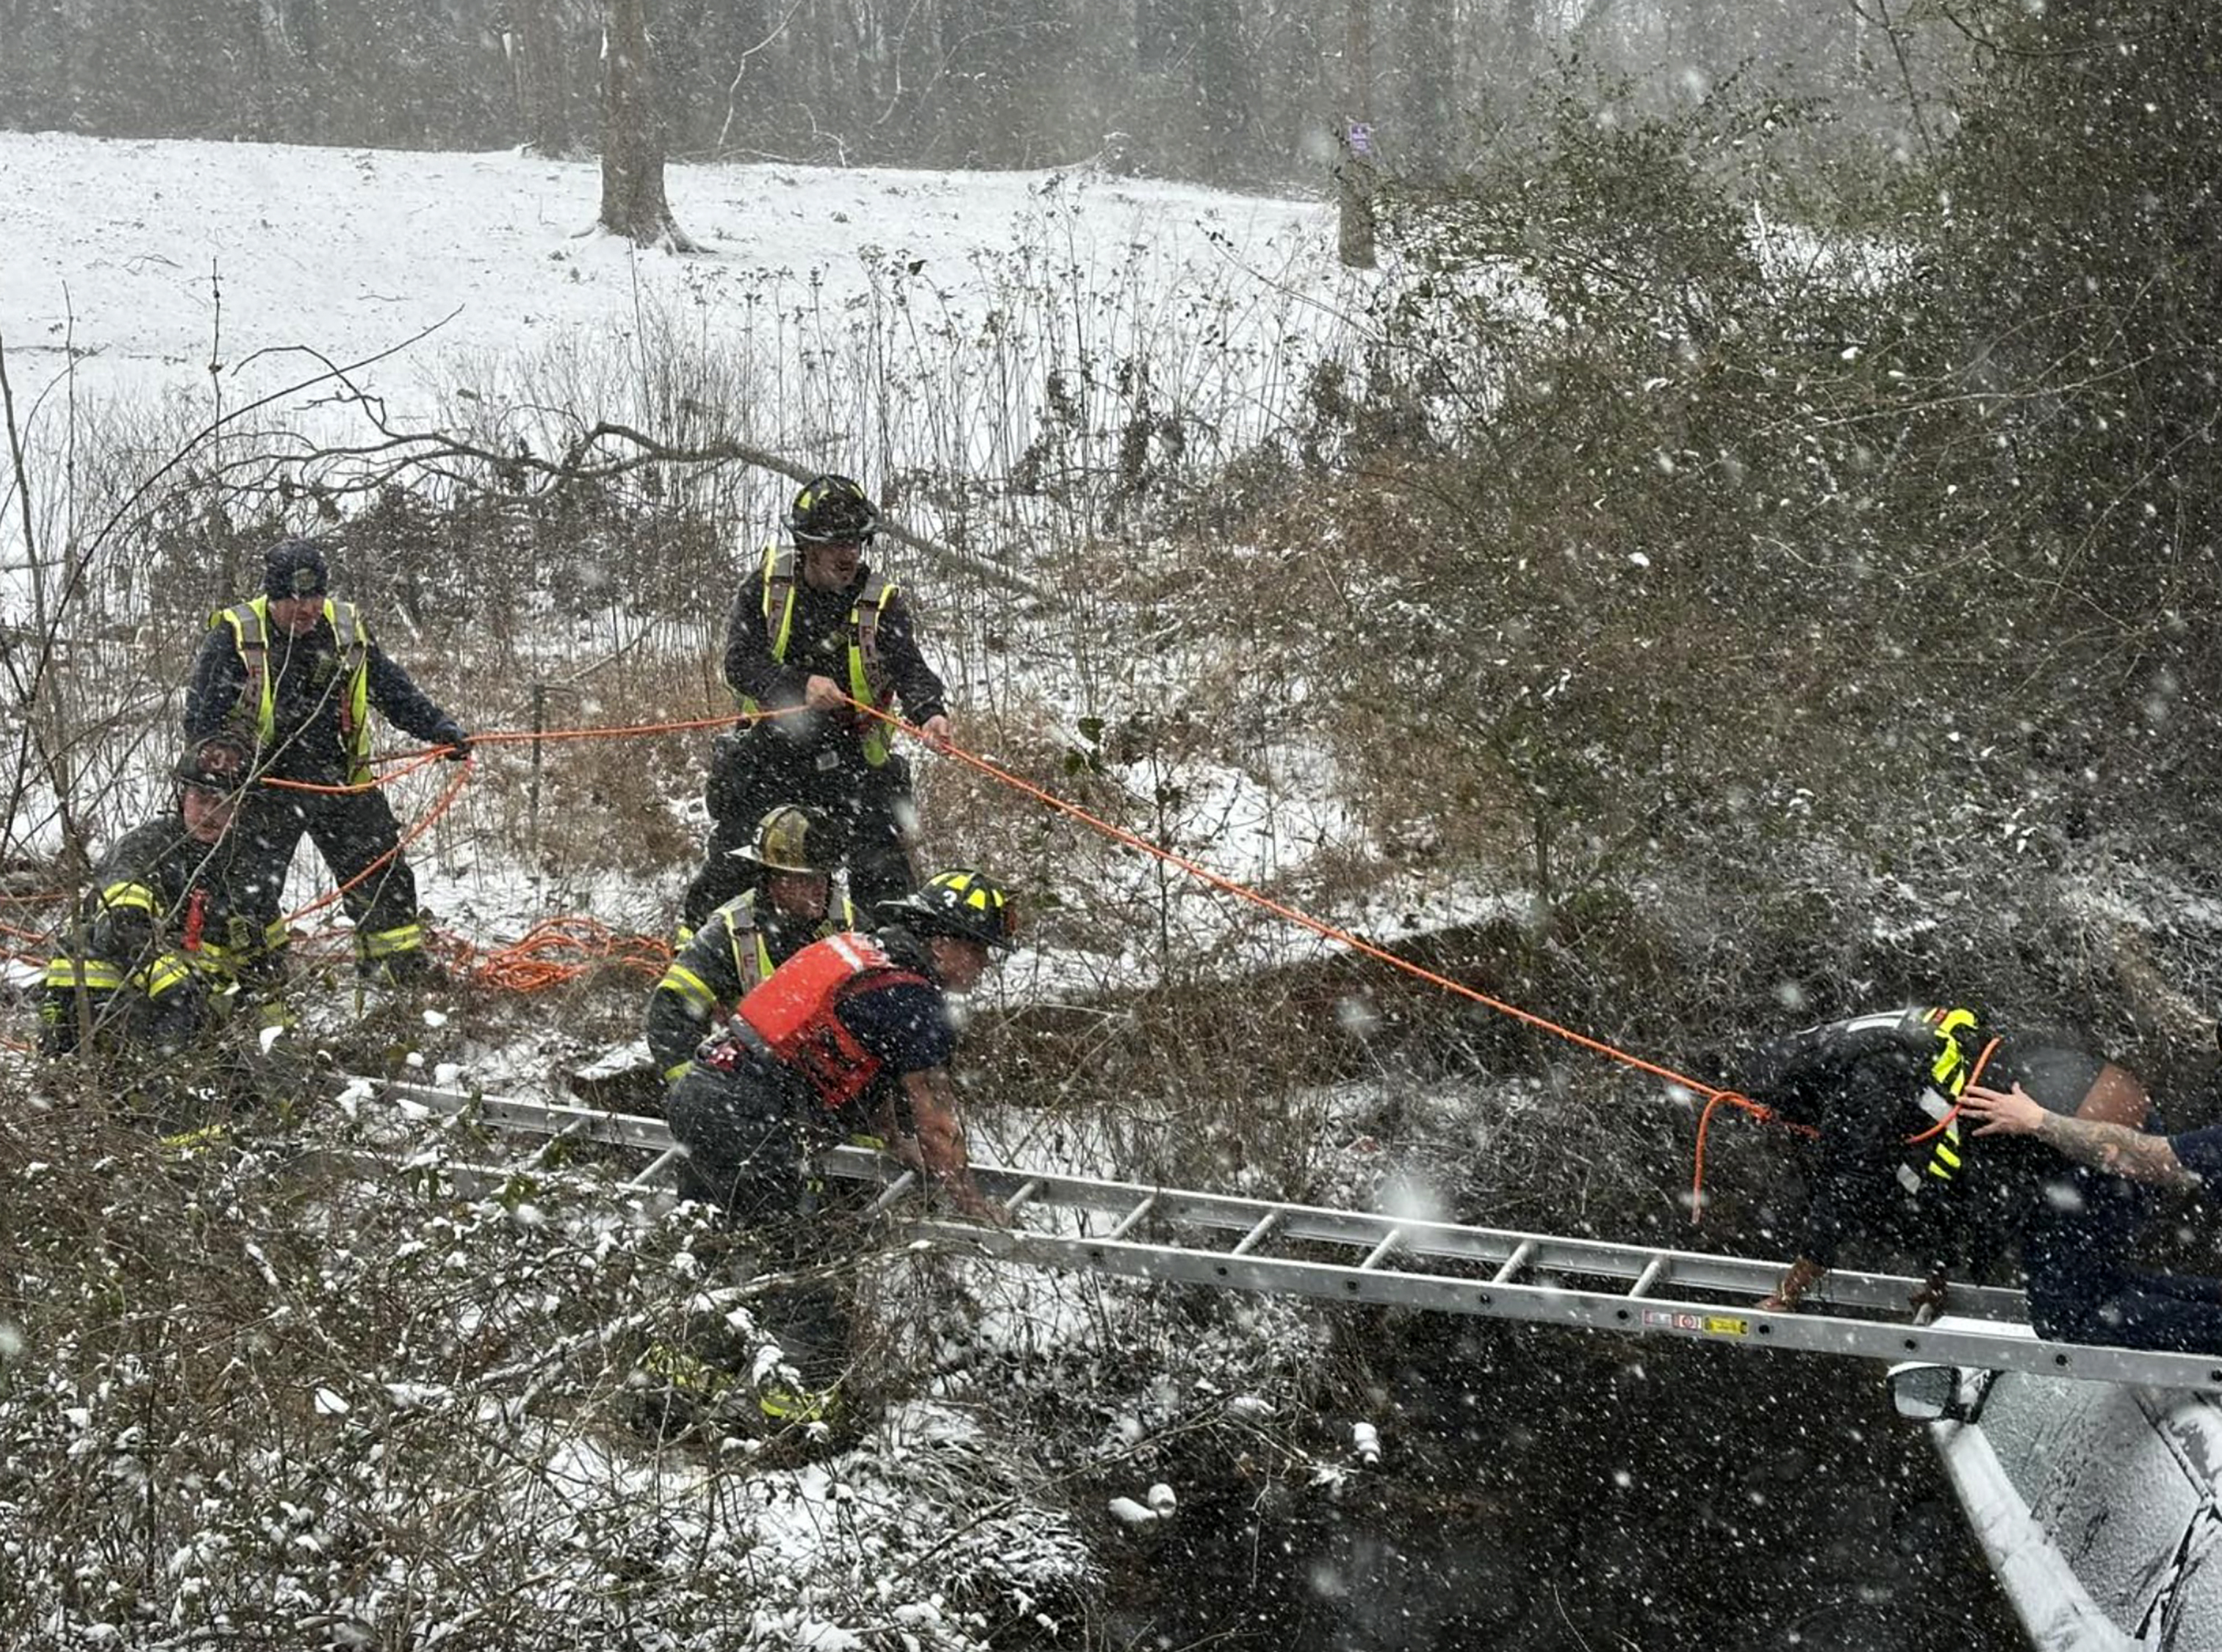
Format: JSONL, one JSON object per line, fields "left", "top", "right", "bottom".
{"left": 432, "top": 719, "right": 472, "bottom": 761}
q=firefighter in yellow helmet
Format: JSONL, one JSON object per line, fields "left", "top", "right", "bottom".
{"left": 646, "top": 804, "right": 853, "bottom": 1089}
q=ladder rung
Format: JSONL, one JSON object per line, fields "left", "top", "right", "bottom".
{"left": 866, "top": 1169, "right": 919, "bottom": 1215}
{"left": 1629, "top": 1256, "right": 1669, "bottom": 1300}
{"left": 624, "top": 1146, "right": 685, "bottom": 1190}
{"left": 1106, "top": 1193, "right": 1158, "bottom": 1241}
{"left": 1492, "top": 1239, "right": 1537, "bottom": 1285}
{"left": 1230, "top": 1210, "right": 1282, "bottom": 1256}
{"left": 1359, "top": 1229, "right": 1403, "bottom": 1271}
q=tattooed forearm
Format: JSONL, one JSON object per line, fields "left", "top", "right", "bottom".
{"left": 2032, "top": 1113, "right": 2203, "bottom": 1192}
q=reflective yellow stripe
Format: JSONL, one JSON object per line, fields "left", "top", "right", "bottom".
{"left": 44, "top": 958, "right": 125, "bottom": 991}
{"left": 754, "top": 932, "right": 775, "bottom": 981}
{"left": 98, "top": 881, "right": 158, "bottom": 916}
{"left": 849, "top": 575, "right": 897, "bottom": 767}
{"left": 638, "top": 1343, "right": 731, "bottom": 1398}
{"left": 1933, "top": 1143, "right": 1961, "bottom": 1170}
{"left": 756, "top": 1381, "right": 839, "bottom": 1424}
{"left": 358, "top": 922, "right": 423, "bottom": 959}
{"left": 1928, "top": 1006, "right": 1980, "bottom": 1091}
{"left": 218, "top": 602, "right": 276, "bottom": 750}
{"left": 1926, "top": 1160, "right": 1955, "bottom": 1181}
{"left": 159, "top": 1123, "right": 228, "bottom": 1158}
{"left": 656, "top": 965, "right": 716, "bottom": 1010}
{"left": 663, "top": 1059, "right": 695, "bottom": 1083}
{"left": 330, "top": 599, "right": 373, "bottom": 784}
{"left": 140, "top": 953, "right": 195, "bottom": 999}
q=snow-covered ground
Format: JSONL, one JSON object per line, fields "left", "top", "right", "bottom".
{"left": 0, "top": 131, "right": 1354, "bottom": 500}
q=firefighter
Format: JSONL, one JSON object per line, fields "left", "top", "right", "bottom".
{"left": 677, "top": 474, "right": 953, "bottom": 941}
{"left": 1739, "top": 1006, "right": 2156, "bottom": 1343}
{"left": 38, "top": 735, "right": 282, "bottom": 1060}
{"left": 658, "top": 867, "right": 1016, "bottom": 1423}
{"left": 645, "top": 803, "right": 853, "bottom": 1088}
{"left": 184, "top": 537, "right": 471, "bottom": 985}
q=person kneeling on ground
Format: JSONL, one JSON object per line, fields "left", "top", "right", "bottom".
{"left": 40, "top": 736, "right": 290, "bottom": 1084}
{"left": 1958, "top": 1076, "right": 2222, "bottom": 1354}
{"left": 659, "top": 867, "right": 1018, "bottom": 1424}
{"left": 645, "top": 803, "right": 852, "bottom": 1090}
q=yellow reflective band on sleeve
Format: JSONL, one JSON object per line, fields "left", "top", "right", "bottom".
{"left": 140, "top": 952, "right": 195, "bottom": 999}
{"left": 663, "top": 1059, "right": 695, "bottom": 1083}
{"left": 98, "top": 881, "right": 159, "bottom": 916}
{"left": 656, "top": 965, "right": 717, "bottom": 1010}
{"left": 44, "top": 958, "right": 126, "bottom": 991}
{"left": 358, "top": 922, "right": 423, "bottom": 959}
{"left": 1927, "top": 1160, "right": 1955, "bottom": 1181}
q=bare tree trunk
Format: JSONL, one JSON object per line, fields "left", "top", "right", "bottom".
{"left": 1402, "top": 0, "right": 1453, "bottom": 179}
{"left": 599, "top": 0, "right": 698, "bottom": 248}
{"left": 519, "top": 0, "right": 571, "bottom": 157}
{"left": 1337, "top": 0, "right": 1376, "bottom": 269}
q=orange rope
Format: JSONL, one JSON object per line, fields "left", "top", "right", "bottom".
{"left": 1902, "top": 1035, "right": 2001, "bottom": 1148}
{"left": 846, "top": 695, "right": 1765, "bottom": 1124}
{"left": 464, "top": 916, "right": 672, "bottom": 993}
{"left": 281, "top": 755, "right": 476, "bottom": 926}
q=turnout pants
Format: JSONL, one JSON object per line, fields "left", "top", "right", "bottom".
{"left": 665, "top": 1057, "right": 862, "bottom": 1396}
{"left": 237, "top": 783, "right": 426, "bottom": 973}
{"left": 680, "top": 724, "right": 917, "bottom": 935}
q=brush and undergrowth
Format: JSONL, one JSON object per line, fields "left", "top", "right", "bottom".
{"left": 7, "top": 30, "right": 2222, "bottom": 1648}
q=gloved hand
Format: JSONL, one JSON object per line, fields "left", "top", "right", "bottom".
{"left": 433, "top": 719, "right": 472, "bottom": 761}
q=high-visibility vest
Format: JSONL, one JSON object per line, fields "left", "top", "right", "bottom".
{"left": 211, "top": 595, "right": 373, "bottom": 782}
{"left": 735, "top": 932, "right": 930, "bottom": 1114}
{"left": 735, "top": 546, "right": 899, "bottom": 766}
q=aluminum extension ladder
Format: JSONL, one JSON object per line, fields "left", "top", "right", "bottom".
{"left": 373, "top": 1078, "right": 2222, "bottom": 1396}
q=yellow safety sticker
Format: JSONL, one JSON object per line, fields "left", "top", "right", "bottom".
{"left": 1642, "top": 1309, "right": 1750, "bottom": 1337}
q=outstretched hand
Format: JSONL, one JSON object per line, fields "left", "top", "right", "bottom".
{"left": 1959, "top": 1082, "right": 2047, "bottom": 1137}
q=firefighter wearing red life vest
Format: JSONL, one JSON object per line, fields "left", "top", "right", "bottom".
{"left": 666, "top": 866, "right": 1016, "bottom": 1231}
{"left": 184, "top": 538, "right": 472, "bottom": 986}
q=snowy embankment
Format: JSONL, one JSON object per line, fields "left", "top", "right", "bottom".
{"left": 0, "top": 129, "right": 1410, "bottom": 980}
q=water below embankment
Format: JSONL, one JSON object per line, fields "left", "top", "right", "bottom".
{"left": 1096, "top": 1315, "right": 2022, "bottom": 1651}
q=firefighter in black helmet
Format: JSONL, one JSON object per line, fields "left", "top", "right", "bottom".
{"left": 184, "top": 537, "right": 472, "bottom": 987}
{"left": 39, "top": 736, "right": 286, "bottom": 1059}
{"left": 1737, "top": 1007, "right": 2173, "bottom": 1347}
{"left": 651, "top": 865, "right": 1016, "bottom": 1430}
{"left": 646, "top": 803, "right": 855, "bottom": 1088}
{"left": 677, "top": 475, "right": 953, "bottom": 941}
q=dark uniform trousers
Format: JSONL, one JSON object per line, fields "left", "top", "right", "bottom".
{"left": 234, "top": 780, "right": 419, "bottom": 958}
{"left": 2022, "top": 1166, "right": 2222, "bottom": 1353}
{"left": 666, "top": 1054, "right": 862, "bottom": 1394}
{"left": 681, "top": 724, "right": 915, "bottom": 933}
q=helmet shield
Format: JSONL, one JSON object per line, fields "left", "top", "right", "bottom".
{"left": 880, "top": 868, "right": 1018, "bottom": 953}
{"left": 732, "top": 803, "right": 835, "bottom": 875}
